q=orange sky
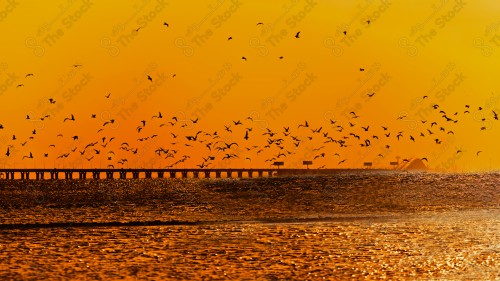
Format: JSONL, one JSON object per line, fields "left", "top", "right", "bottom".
{"left": 0, "top": 0, "right": 499, "bottom": 171}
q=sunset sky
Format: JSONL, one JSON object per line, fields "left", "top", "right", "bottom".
{"left": 0, "top": 0, "right": 499, "bottom": 171}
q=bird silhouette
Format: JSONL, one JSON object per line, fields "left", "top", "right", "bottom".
{"left": 22, "top": 152, "right": 33, "bottom": 159}
{"left": 298, "top": 121, "right": 309, "bottom": 128}
{"left": 64, "top": 114, "right": 75, "bottom": 122}
{"left": 295, "top": 31, "right": 301, "bottom": 38}
{"left": 224, "top": 142, "right": 238, "bottom": 149}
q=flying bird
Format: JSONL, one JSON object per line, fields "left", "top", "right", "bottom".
{"left": 298, "top": 121, "right": 309, "bottom": 128}
{"left": 63, "top": 114, "right": 75, "bottom": 122}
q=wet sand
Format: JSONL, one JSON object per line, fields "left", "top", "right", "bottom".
{"left": 0, "top": 172, "right": 499, "bottom": 279}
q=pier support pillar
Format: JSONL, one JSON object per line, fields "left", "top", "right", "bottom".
{"left": 248, "top": 170, "right": 253, "bottom": 178}
{"left": 193, "top": 171, "right": 199, "bottom": 178}
{"left": 92, "top": 171, "right": 100, "bottom": 179}
{"left": 237, "top": 171, "right": 243, "bottom": 178}
{"left": 215, "top": 171, "right": 221, "bottom": 178}
{"left": 119, "top": 171, "right": 127, "bottom": 179}
{"left": 157, "top": 171, "right": 164, "bottom": 178}
{"left": 106, "top": 171, "right": 114, "bottom": 179}
{"left": 79, "top": 172, "right": 86, "bottom": 179}
{"left": 204, "top": 171, "right": 211, "bottom": 179}
{"left": 36, "top": 172, "right": 44, "bottom": 180}
{"left": 258, "top": 171, "right": 263, "bottom": 177}
{"left": 169, "top": 171, "right": 176, "bottom": 178}
{"left": 5, "top": 172, "right": 9, "bottom": 180}
{"left": 132, "top": 172, "right": 139, "bottom": 179}
{"left": 227, "top": 171, "right": 234, "bottom": 178}
{"left": 65, "top": 172, "right": 73, "bottom": 180}
{"left": 50, "top": 171, "right": 58, "bottom": 180}
{"left": 145, "top": 171, "right": 152, "bottom": 178}
{"left": 181, "top": 171, "right": 188, "bottom": 178}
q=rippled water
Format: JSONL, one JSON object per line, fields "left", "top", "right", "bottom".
{"left": 0, "top": 172, "right": 499, "bottom": 280}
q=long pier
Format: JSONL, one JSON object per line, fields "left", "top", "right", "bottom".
{"left": 0, "top": 168, "right": 277, "bottom": 180}
{"left": 0, "top": 168, "right": 393, "bottom": 180}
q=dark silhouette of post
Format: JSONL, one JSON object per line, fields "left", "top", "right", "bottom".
{"left": 303, "top": 161, "right": 312, "bottom": 169}
{"left": 273, "top": 161, "right": 284, "bottom": 169}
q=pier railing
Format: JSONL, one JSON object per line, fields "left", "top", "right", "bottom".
{"left": 0, "top": 168, "right": 393, "bottom": 180}
{"left": 0, "top": 168, "right": 278, "bottom": 180}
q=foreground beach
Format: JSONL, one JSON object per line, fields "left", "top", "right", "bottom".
{"left": 0, "top": 172, "right": 499, "bottom": 279}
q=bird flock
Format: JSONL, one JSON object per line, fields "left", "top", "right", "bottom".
{"left": 1, "top": 20, "right": 498, "bottom": 170}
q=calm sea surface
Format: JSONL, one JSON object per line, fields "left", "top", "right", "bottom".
{"left": 0, "top": 172, "right": 499, "bottom": 280}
